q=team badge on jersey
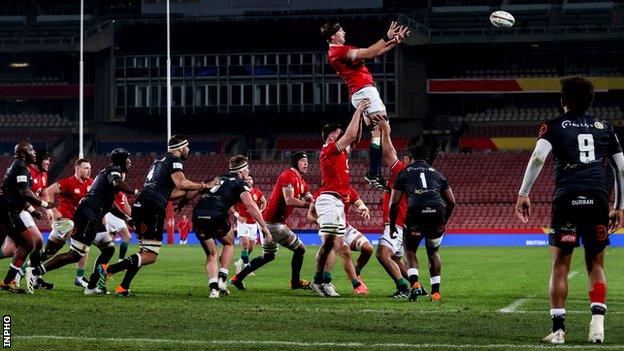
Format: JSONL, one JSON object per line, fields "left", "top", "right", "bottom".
{"left": 594, "top": 121, "right": 604, "bottom": 130}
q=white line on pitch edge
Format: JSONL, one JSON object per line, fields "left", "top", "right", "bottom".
{"left": 13, "top": 336, "right": 624, "bottom": 349}
{"left": 567, "top": 271, "right": 579, "bottom": 279}
{"left": 498, "top": 296, "right": 533, "bottom": 313}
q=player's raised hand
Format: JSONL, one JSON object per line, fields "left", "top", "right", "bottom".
{"left": 515, "top": 195, "right": 531, "bottom": 223}
{"left": 608, "top": 209, "right": 623, "bottom": 233}
{"left": 387, "top": 21, "right": 399, "bottom": 39}
{"left": 395, "top": 26, "right": 410, "bottom": 43}
{"left": 374, "top": 116, "right": 390, "bottom": 133}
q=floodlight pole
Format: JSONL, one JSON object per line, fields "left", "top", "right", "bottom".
{"left": 79, "top": 0, "right": 84, "bottom": 158}
{"left": 166, "top": 0, "right": 172, "bottom": 142}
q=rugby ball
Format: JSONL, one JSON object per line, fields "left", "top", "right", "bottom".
{"left": 489, "top": 10, "right": 515, "bottom": 28}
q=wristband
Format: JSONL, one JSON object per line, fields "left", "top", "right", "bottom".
{"left": 234, "top": 212, "right": 240, "bottom": 218}
{"left": 41, "top": 201, "right": 49, "bottom": 208}
{"left": 134, "top": 189, "right": 139, "bottom": 195}
{"left": 357, "top": 204, "right": 368, "bottom": 211}
{"left": 27, "top": 206, "right": 36, "bottom": 213}
{"left": 383, "top": 34, "right": 391, "bottom": 42}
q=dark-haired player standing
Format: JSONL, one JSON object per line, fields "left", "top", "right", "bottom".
{"left": 516, "top": 76, "right": 624, "bottom": 344}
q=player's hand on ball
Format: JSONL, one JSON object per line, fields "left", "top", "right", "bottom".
{"left": 608, "top": 209, "right": 623, "bottom": 233}
{"left": 356, "top": 98, "right": 370, "bottom": 112}
{"left": 515, "top": 195, "right": 531, "bottom": 223}
{"left": 395, "top": 26, "right": 410, "bottom": 43}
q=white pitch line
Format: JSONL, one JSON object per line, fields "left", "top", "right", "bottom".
{"left": 498, "top": 296, "right": 533, "bottom": 313}
{"left": 568, "top": 271, "right": 579, "bottom": 279}
{"left": 13, "top": 335, "right": 624, "bottom": 349}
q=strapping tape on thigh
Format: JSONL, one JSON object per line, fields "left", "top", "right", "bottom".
{"left": 140, "top": 239, "right": 162, "bottom": 254}
{"left": 70, "top": 239, "right": 90, "bottom": 256}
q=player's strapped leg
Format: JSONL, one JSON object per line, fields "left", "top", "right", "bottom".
{"left": 377, "top": 225, "right": 409, "bottom": 293}
{"left": 269, "top": 223, "right": 306, "bottom": 286}
{"left": 234, "top": 223, "right": 285, "bottom": 282}
{"left": 315, "top": 194, "right": 346, "bottom": 236}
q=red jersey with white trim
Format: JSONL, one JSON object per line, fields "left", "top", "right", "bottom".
{"left": 236, "top": 187, "right": 264, "bottom": 224}
{"left": 328, "top": 44, "right": 375, "bottom": 96}
{"left": 318, "top": 141, "right": 351, "bottom": 200}
{"left": 264, "top": 168, "right": 310, "bottom": 224}
{"left": 28, "top": 164, "right": 48, "bottom": 196}
{"left": 114, "top": 192, "right": 128, "bottom": 212}
{"left": 343, "top": 187, "right": 360, "bottom": 224}
{"left": 383, "top": 159, "right": 407, "bottom": 228}
{"left": 56, "top": 175, "right": 94, "bottom": 220}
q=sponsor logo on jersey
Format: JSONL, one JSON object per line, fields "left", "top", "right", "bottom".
{"left": 571, "top": 197, "right": 594, "bottom": 206}
{"left": 74, "top": 189, "right": 80, "bottom": 194}
{"left": 562, "top": 120, "right": 593, "bottom": 129}
{"left": 173, "top": 162, "right": 183, "bottom": 170}
{"left": 594, "top": 121, "right": 604, "bottom": 130}
{"left": 421, "top": 207, "right": 437, "bottom": 214}
{"left": 16, "top": 175, "right": 27, "bottom": 183}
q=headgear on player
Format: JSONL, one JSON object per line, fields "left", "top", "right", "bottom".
{"left": 290, "top": 151, "right": 308, "bottom": 173}
{"left": 110, "top": 148, "right": 130, "bottom": 172}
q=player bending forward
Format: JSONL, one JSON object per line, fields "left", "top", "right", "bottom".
{"left": 389, "top": 143, "right": 455, "bottom": 302}
{"left": 516, "top": 76, "right": 624, "bottom": 344}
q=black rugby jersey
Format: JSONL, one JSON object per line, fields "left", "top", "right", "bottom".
{"left": 139, "top": 153, "right": 184, "bottom": 210}
{"left": 392, "top": 160, "right": 449, "bottom": 209}
{"left": 194, "top": 173, "right": 251, "bottom": 218}
{"left": 1, "top": 159, "right": 32, "bottom": 210}
{"left": 80, "top": 165, "right": 123, "bottom": 217}
{"left": 538, "top": 112, "right": 622, "bottom": 199}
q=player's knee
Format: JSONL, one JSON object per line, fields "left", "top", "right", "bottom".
{"left": 294, "top": 246, "right": 305, "bottom": 256}
{"left": 68, "top": 250, "right": 83, "bottom": 263}
{"left": 263, "top": 252, "right": 276, "bottom": 262}
{"left": 361, "top": 243, "right": 374, "bottom": 255}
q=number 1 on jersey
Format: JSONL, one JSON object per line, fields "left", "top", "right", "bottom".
{"left": 578, "top": 134, "right": 595, "bottom": 163}
{"left": 420, "top": 172, "right": 428, "bottom": 188}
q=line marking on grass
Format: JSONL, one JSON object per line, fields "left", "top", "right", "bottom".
{"left": 498, "top": 296, "right": 533, "bottom": 313}
{"left": 568, "top": 271, "right": 579, "bottom": 279}
{"left": 14, "top": 335, "right": 624, "bottom": 349}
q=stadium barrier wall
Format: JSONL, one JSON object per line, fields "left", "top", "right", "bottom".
{"left": 39, "top": 230, "right": 624, "bottom": 247}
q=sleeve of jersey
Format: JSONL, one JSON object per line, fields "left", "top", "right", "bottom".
{"left": 608, "top": 130, "right": 623, "bottom": 156}
{"left": 279, "top": 173, "right": 294, "bottom": 190}
{"left": 537, "top": 121, "right": 554, "bottom": 144}
{"left": 332, "top": 45, "right": 351, "bottom": 62}
{"left": 326, "top": 141, "right": 342, "bottom": 155}
{"left": 107, "top": 171, "right": 122, "bottom": 184}
{"left": 15, "top": 165, "right": 30, "bottom": 189}
{"left": 171, "top": 161, "right": 184, "bottom": 174}
{"left": 57, "top": 178, "right": 68, "bottom": 193}
{"left": 518, "top": 138, "right": 552, "bottom": 196}
{"left": 609, "top": 152, "right": 624, "bottom": 210}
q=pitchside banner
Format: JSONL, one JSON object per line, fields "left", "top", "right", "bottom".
{"left": 39, "top": 230, "right": 624, "bottom": 247}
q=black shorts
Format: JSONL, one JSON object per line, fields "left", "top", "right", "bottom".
{"left": 132, "top": 198, "right": 166, "bottom": 242}
{"left": 404, "top": 204, "right": 446, "bottom": 248}
{"left": 72, "top": 206, "right": 101, "bottom": 249}
{"left": 550, "top": 191, "right": 610, "bottom": 253}
{"left": 192, "top": 216, "right": 231, "bottom": 241}
{"left": 0, "top": 203, "right": 27, "bottom": 236}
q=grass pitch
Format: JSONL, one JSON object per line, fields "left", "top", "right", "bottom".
{"left": 1, "top": 244, "right": 623, "bottom": 350}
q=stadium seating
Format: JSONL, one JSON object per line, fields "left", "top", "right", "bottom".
{"left": 0, "top": 113, "right": 71, "bottom": 128}
{"left": 448, "top": 105, "right": 622, "bottom": 124}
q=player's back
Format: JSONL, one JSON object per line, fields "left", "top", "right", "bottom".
{"left": 540, "top": 112, "right": 621, "bottom": 198}
{"left": 393, "top": 160, "right": 448, "bottom": 209}
{"left": 82, "top": 165, "right": 123, "bottom": 216}
{"left": 194, "top": 174, "right": 249, "bottom": 218}
{"left": 140, "top": 153, "right": 183, "bottom": 209}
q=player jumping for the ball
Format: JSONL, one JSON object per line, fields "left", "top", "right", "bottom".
{"left": 320, "top": 20, "right": 409, "bottom": 190}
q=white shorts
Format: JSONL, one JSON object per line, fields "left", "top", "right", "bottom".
{"left": 344, "top": 225, "right": 370, "bottom": 251}
{"left": 93, "top": 230, "right": 114, "bottom": 249}
{"left": 237, "top": 220, "right": 259, "bottom": 240}
{"left": 49, "top": 218, "right": 75, "bottom": 241}
{"left": 315, "top": 194, "right": 346, "bottom": 236}
{"left": 351, "top": 86, "right": 386, "bottom": 116}
{"left": 105, "top": 212, "right": 127, "bottom": 233}
{"left": 426, "top": 235, "right": 444, "bottom": 249}
{"left": 379, "top": 225, "right": 404, "bottom": 258}
{"left": 19, "top": 211, "right": 36, "bottom": 229}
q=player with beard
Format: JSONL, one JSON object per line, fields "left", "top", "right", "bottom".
{"left": 100, "top": 135, "right": 211, "bottom": 297}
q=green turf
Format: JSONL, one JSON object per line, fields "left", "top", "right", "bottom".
{"left": 1, "top": 245, "right": 623, "bottom": 350}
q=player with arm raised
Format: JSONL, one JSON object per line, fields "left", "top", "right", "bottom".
{"left": 515, "top": 76, "right": 624, "bottom": 345}
{"left": 229, "top": 151, "right": 312, "bottom": 291}
{"left": 374, "top": 117, "right": 412, "bottom": 298}
{"left": 320, "top": 21, "right": 409, "bottom": 189}
{"left": 310, "top": 99, "right": 367, "bottom": 298}
{"left": 100, "top": 135, "right": 211, "bottom": 297}
{"left": 389, "top": 145, "right": 455, "bottom": 303}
